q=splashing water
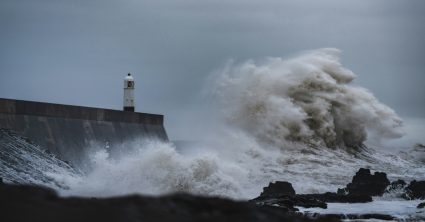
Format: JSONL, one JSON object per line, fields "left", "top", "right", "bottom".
{"left": 2, "top": 49, "right": 424, "bottom": 203}
{"left": 212, "top": 48, "right": 404, "bottom": 148}
{"left": 60, "top": 140, "right": 245, "bottom": 198}
{"left": 58, "top": 130, "right": 424, "bottom": 199}
{"left": 61, "top": 48, "right": 419, "bottom": 199}
{"left": 0, "top": 129, "right": 80, "bottom": 189}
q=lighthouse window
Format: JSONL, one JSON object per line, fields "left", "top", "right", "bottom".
{"left": 128, "top": 82, "right": 133, "bottom": 87}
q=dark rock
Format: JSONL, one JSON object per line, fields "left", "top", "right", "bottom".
{"left": 418, "top": 202, "right": 425, "bottom": 209}
{"left": 292, "top": 196, "right": 327, "bottom": 209}
{"left": 251, "top": 194, "right": 327, "bottom": 210}
{"left": 312, "top": 213, "right": 394, "bottom": 221}
{"left": 349, "top": 214, "right": 394, "bottom": 220}
{"left": 0, "top": 183, "right": 338, "bottom": 222}
{"left": 342, "top": 168, "right": 390, "bottom": 196}
{"left": 253, "top": 180, "right": 373, "bottom": 213}
{"left": 388, "top": 179, "right": 407, "bottom": 191}
{"left": 299, "top": 192, "right": 372, "bottom": 203}
{"left": 336, "top": 188, "right": 347, "bottom": 195}
{"left": 405, "top": 180, "right": 425, "bottom": 199}
{"left": 253, "top": 182, "right": 327, "bottom": 210}
{"left": 260, "top": 181, "right": 296, "bottom": 197}
{"left": 252, "top": 196, "right": 297, "bottom": 212}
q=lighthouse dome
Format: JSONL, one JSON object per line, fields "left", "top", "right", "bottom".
{"left": 124, "top": 73, "right": 134, "bottom": 81}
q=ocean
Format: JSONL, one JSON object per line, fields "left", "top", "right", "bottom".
{"left": 1, "top": 48, "right": 424, "bottom": 221}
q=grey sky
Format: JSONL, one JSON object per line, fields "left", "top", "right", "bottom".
{"left": 1, "top": 0, "right": 424, "bottom": 140}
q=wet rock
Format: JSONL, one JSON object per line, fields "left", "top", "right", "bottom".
{"left": 293, "top": 196, "right": 327, "bottom": 209}
{"left": 0, "top": 183, "right": 336, "bottom": 222}
{"left": 251, "top": 194, "right": 327, "bottom": 210}
{"left": 253, "top": 180, "right": 372, "bottom": 212}
{"left": 341, "top": 168, "right": 390, "bottom": 196}
{"left": 417, "top": 202, "right": 425, "bottom": 209}
{"left": 311, "top": 213, "right": 394, "bottom": 221}
{"left": 260, "top": 181, "right": 295, "bottom": 197}
{"left": 348, "top": 213, "right": 394, "bottom": 220}
{"left": 388, "top": 179, "right": 407, "bottom": 191}
{"left": 405, "top": 180, "right": 425, "bottom": 199}
{"left": 336, "top": 188, "right": 347, "bottom": 195}
{"left": 250, "top": 195, "right": 297, "bottom": 211}
{"left": 260, "top": 181, "right": 296, "bottom": 197}
{"left": 254, "top": 182, "right": 327, "bottom": 209}
{"left": 299, "top": 192, "right": 372, "bottom": 203}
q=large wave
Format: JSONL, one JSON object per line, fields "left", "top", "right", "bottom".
{"left": 212, "top": 48, "right": 404, "bottom": 148}
{"left": 4, "top": 48, "right": 422, "bottom": 200}
{"left": 59, "top": 49, "right": 423, "bottom": 199}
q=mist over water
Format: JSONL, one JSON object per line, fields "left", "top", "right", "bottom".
{"left": 53, "top": 48, "right": 423, "bottom": 199}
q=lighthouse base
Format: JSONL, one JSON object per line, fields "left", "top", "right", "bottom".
{"left": 123, "top": 106, "right": 135, "bottom": 112}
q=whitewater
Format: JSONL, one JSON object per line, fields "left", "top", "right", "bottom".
{"left": 1, "top": 48, "right": 424, "bottom": 220}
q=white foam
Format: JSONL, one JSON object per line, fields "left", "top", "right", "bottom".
{"left": 48, "top": 49, "right": 424, "bottom": 220}
{"left": 299, "top": 200, "right": 425, "bottom": 221}
{"left": 54, "top": 48, "right": 424, "bottom": 199}
{"left": 211, "top": 48, "right": 404, "bottom": 148}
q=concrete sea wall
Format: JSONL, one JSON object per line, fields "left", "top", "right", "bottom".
{"left": 0, "top": 98, "right": 168, "bottom": 166}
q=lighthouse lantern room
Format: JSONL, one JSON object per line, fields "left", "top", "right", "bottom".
{"left": 123, "top": 73, "right": 135, "bottom": 112}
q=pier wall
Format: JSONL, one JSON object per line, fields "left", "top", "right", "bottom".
{"left": 0, "top": 98, "right": 168, "bottom": 166}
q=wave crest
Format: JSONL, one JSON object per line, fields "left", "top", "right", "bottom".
{"left": 213, "top": 48, "right": 404, "bottom": 148}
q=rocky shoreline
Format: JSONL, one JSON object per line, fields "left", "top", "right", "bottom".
{"left": 1, "top": 168, "right": 424, "bottom": 222}
{"left": 250, "top": 168, "right": 425, "bottom": 221}
{"left": 0, "top": 180, "right": 336, "bottom": 222}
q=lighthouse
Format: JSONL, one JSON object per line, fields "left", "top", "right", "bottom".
{"left": 123, "top": 73, "right": 135, "bottom": 112}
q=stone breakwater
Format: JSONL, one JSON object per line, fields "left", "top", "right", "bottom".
{"left": 0, "top": 98, "right": 168, "bottom": 166}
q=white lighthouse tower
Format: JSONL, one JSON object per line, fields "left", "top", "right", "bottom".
{"left": 123, "top": 73, "right": 135, "bottom": 112}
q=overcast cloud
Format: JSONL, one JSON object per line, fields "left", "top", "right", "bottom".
{"left": 0, "top": 0, "right": 424, "bottom": 140}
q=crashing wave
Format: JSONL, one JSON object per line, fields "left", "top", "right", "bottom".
{"left": 212, "top": 48, "right": 404, "bottom": 148}
{"left": 2, "top": 48, "right": 423, "bottom": 203}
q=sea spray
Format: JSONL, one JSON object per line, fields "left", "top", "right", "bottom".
{"left": 211, "top": 48, "right": 404, "bottom": 148}
{"left": 57, "top": 48, "right": 423, "bottom": 199}
{"left": 0, "top": 129, "right": 80, "bottom": 188}
{"left": 60, "top": 139, "right": 245, "bottom": 197}
{"left": 2, "top": 48, "right": 423, "bottom": 201}
{"left": 59, "top": 130, "right": 424, "bottom": 199}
